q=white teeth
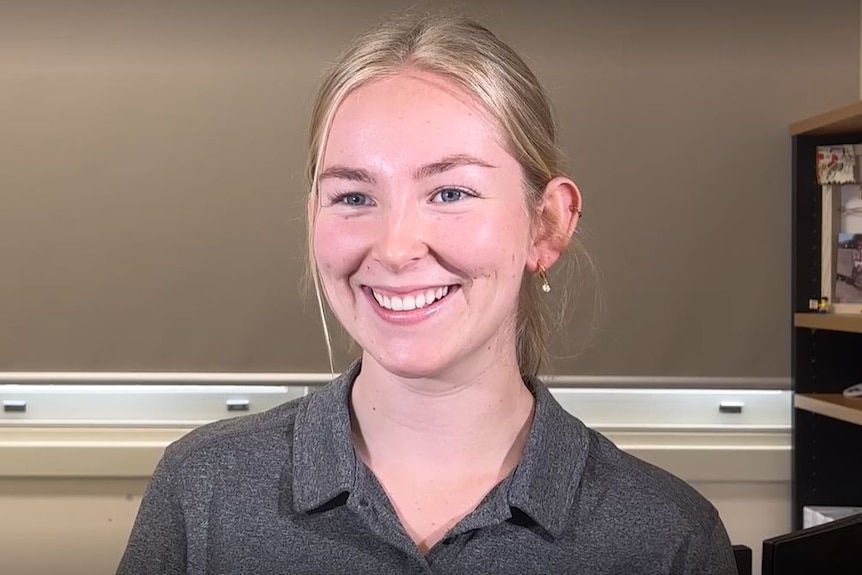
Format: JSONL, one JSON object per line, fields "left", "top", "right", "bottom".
{"left": 371, "top": 286, "right": 452, "bottom": 311}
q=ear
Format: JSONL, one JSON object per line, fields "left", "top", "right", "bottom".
{"left": 527, "top": 176, "right": 582, "bottom": 272}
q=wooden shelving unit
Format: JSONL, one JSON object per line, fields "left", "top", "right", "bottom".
{"left": 790, "top": 102, "right": 862, "bottom": 530}
{"left": 793, "top": 312, "right": 862, "bottom": 334}
{"left": 795, "top": 394, "right": 862, "bottom": 427}
{"left": 790, "top": 100, "right": 862, "bottom": 136}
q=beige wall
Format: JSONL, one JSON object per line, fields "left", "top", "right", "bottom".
{"left": 0, "top": 478, "right": 147, "bottom": 575}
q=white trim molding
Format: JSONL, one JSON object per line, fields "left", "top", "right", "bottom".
{"left": 0, "top": 427, "right": 790, "bottom": 483}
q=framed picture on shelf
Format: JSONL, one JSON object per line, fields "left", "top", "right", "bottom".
{"left": 817, "top": 144, "right": 862, "bottom": 313}
{"left": 834, "top": 231, "right": 862, "bottom": 305}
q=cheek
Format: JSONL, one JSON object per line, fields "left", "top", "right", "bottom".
{"left": 313, "top": 216, "right": 368, "bottom": 274}
{"left": 451, "top": 211, "right": 530, "bottom": 273}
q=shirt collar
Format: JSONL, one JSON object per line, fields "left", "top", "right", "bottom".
{"left": 289, "top": 359, "right": 590, "bottom": 538}
{"left": 290, "top": 359, "right": 361, "bottom": 513}
{"left": 506, "top": 375, "right": 590, "bottom": 538}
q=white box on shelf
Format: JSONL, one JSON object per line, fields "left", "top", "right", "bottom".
{"left": 802, "top": 505, "right": 862, "bottom": 528}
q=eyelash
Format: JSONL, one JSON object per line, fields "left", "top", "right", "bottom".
{"left": 329, "top": 187, "right": 477, "bottom": 207}
{"left": 330, "top": 192, "right": 373, "bottom": 207}
{"left": 431, "top": 186, "right": 477, "bottom": 203}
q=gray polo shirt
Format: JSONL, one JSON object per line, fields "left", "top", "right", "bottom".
{"left": 117, "top": 360, "right": 738, "bottom": 574}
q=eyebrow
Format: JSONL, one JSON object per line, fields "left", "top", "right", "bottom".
{"left": 318, "top": 166, "right": 376, "bottom": 184}
{"left": 412, "top": 154, "right": 497, "bottom": 180}
{"left": 318, "top": 154, "right": 497, "bottom": 184}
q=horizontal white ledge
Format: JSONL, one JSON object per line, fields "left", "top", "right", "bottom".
{"left": 0, "top": 427, "right": 790, "bottom": 483}
{"left": 0, "top": 372, "right": 791, "bottom": 390}
{"left": 0, "top": 383, "right": 792, "bottom": 431}
{"left": 0, "top": 420, "right": 791, "bottom": 434}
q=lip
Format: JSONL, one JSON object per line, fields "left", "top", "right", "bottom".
{"left": 362, "top": 285, "right": 458, "bottom": 325}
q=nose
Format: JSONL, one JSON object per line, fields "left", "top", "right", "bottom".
{"left": 372, "top": 205, "right": 428, "bottom": 272}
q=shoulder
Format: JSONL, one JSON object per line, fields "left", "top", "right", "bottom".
{"left": 527, "top": 378, "right": 736, "bottom": 572}
{"left": 570, "top": 424, "right": 729, "bottom": 562}
{"left": 157, "top": 392, "right": 310, "bottom": 478}
{"left": 580, "top": 427, "right": 718, "bottom": 528}
{"left": 525, "top": 378, "right": 721, "bottom": 536}
{"left": 149, "top": 361, "right": 359, "bottom": 495}
{"left": 557, "top": 423, "right": 736, "bottom": 571}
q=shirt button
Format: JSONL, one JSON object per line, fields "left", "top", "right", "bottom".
{"left": 358, "top": 498, "right": 370, "bottom": 508}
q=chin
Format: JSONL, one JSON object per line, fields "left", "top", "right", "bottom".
{"left": 366, "top": 348, "right": 457, "bottom": 380}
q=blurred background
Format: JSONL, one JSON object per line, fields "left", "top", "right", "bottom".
{"left": 3, "top": 0, "right": 857, "bottom": 377}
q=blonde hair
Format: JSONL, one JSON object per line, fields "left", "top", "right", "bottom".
{"left": 306, "top": 11, "right": 577, "bottom": 377}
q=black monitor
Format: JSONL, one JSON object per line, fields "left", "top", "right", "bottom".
{"left": 762, "top": 511, "right": 862, "bottom": 575}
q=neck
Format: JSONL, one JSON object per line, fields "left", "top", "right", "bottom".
{"left": 349, "top": 353, "right": 536, "bottom": 480}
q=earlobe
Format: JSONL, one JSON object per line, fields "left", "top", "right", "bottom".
{"left": 527, "top": 176, "right": 582, "bottom": 272}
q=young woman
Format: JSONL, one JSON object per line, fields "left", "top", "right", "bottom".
{"left": 118, "top": 13, "right": 737, "bottom": 575}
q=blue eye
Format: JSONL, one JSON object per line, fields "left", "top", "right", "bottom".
{"left": 334, "top": 193, "right": 372, "bottom": 206}
{"left": 433, "top": 187, "right": 471, "bottom": 203}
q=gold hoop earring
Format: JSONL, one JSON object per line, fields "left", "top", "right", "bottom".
{"left": 537, "top": 263, "right": 551, "bottom": 293}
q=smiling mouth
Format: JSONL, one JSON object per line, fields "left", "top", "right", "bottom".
{"left": 368, "top": 286, "right": 456, "bottom": 311}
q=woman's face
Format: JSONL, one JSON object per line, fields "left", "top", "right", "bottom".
{"left": 313, "top": 70, "right": 535, "bottom": 379}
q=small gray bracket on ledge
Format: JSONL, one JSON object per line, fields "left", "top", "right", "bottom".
{"left": 3, "top": 400, "right": 27, "bottom": 413}
{"left": 226, "top": 399, "right": 250, "bottom": 412}
{"left": 718, "top": 401, "right": 744, "bottom": 414}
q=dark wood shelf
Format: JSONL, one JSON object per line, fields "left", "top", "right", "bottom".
{"left": 794, "top": 313, "right": 862, "bottom": 334}
{"left": 790, "top": 105, "right": 862, "bottom": 529}
{"left": 790, "top": 100, "right": 862, "bottom": 136}
{"left": 795, "top": 393, "right": 862, "bottom": 428}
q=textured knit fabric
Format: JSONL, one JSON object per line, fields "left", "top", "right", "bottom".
{"left": 116, "top": 359, "right": 738, "bottom": 574}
